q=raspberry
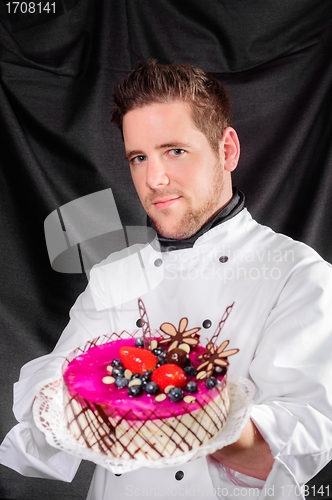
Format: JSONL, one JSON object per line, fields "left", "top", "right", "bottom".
{"left": 151, "top": 364, "right": 187, "bottom": 391}
{"left": 119, "top": 346, "right": 158, "bottom": 375}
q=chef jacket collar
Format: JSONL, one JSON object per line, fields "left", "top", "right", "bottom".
{"left": 148, "top": 188, "right": 245, "bottom": 252}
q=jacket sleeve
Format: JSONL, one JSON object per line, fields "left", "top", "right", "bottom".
{"left": 0, "top": 283, "right": 112, "bottom": 481}
{"left": 249, "top": 258, "right": 332, "bottom": 495}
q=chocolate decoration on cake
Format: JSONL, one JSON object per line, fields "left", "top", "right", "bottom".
{"left": 138, "top": 298, "right": 152, "bottom": 349}
{"left": 197, "top": 302, "right": 239, "bottom": 379}
{"left": 159, "top": 318, "right": 201, "bottom": 352}
{"left": 166, "top": 348, "right": 188, "bottom": 367}
{"left": 208, "top": 302, "right": 235, "bottom": 349}
{"left": 196, "top": 340, "right": 239, "bottom": 379}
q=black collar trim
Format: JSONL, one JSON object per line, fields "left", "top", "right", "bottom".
{"left": 148, "top": 188, "right": 245, "bottom": 252}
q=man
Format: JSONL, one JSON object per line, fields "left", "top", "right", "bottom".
{"left": 113, "top": 61, "right": 273, "bottom": 480}
{"left": 1, "top": 60, "right": 332, "bottom": 499}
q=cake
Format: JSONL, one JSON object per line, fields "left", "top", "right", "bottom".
{"left": 62, "top": 301, "right": 238, "bottom": 460}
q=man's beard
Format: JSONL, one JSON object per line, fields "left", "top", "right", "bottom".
{"left": 145, "top": 161, "right": 224, "bottom": 240}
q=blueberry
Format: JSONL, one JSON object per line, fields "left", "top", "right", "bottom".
{"left": 131, "top": 373, "right": 141, "bottom": 380}
{"left": 111, "top": 358, "right": 123, "bottom": 368}
{"left": 152, "top": 346, "right": 165, "bottom": 356}
{"left": 184, "top": 365, "right": 197, "bottom": 377}
{"left": 214, "top": 366, "right": 227, "bottom": 376}
{"left": 144, "top": 381, "right": 159, "bottom": 395}
{"left": 115, "top": 377, "right": 128, "bottom": 388}
{"left": 135, "top": 337, "right": 145, "bottom": 348}
{"left": 128, "top": 384, "right": 143, "bottom": 397}
{"left": 157, "top": 351, "right": 167, "bottom": 365}
{"left": 185, "top": 381, "right": 198, "bottom": 393}
{"left": 140, "top": 371, "right": 152, "bottom": 386}
{"left": 168, "top": 387, "right": 184, "bottom": 402}
{"left": 206, "top": 377, "right": 218, "bottom": 389}
{"left": 112, "top": 367, "right": 125, "bottom": 378}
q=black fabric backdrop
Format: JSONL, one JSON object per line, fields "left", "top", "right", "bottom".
{"left": 1, "top": 1, "right": 332, "bottom": 498}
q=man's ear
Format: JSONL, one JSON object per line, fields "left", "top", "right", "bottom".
{"left": 219, "top": 127, "right": 240, "bottom": 172}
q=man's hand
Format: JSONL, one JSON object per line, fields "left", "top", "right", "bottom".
{"left": 212, "top": 419, "right": 274, "bottom": 480}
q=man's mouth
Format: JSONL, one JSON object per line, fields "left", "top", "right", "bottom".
{"left": 152, "top": 197, "right": 181, "bottom": 210}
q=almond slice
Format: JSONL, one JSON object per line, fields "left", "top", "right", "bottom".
{"left": 155, "top": 394, "right": 167, "bottom": 402}
{"left": 178, "top": 343, "right": 190, "bottom": 353}
{"left": 149, "top": 340, "right": 158, "bottom": 350}
{"left": 183, "top": 396, "right": 196, "bottom": 404}
{"left": 102, "top": 376, "right": 115, "bottom": 384}
{"left": 128, "top": 378, "right": 142, "bottom": 387}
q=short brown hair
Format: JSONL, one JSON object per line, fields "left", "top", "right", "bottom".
{"left": 111, "top": 60, "right": 232, "bottom": 153}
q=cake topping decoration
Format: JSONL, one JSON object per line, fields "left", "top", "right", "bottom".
{"left": 159, "top": 317, "right": 201, "bottom": 352}
{"left": 183, "top": 395, "right": 196, "bottom": 404}
{"left": 151, "top": 364, "right": 187, "bottom": 391}
{"left": 164, "top": 385, "right": 175, "bottom": 393}
{"left": 128, "top": 378, "right": 142, "bottom": 387}
{"left": 138, "top": 298, "right": 152, "bottom": 349}
{"left": 178, "top": 343, "right": 190, "bottom": 354}
{"left": 119, "top": 346, "right": 158, "bottom": 374}
{"left": 197, "top": 340, "right": 239, "bottom": 378}
{"left": 166, "top": 348, "right": 187, "bottom": 366}
{"left": 155, "top": 393, "right": 166, "bottom": 402}
{"left": 102, "top": 376, "right": 115, "bottom": 384}
{"left": 168, "top": 387, "right": 184, "bottom": 402}
{"left": 208, "top": 302, "right": 235, "bottom": 349}
{"left": 196, "top": 302, "right": 239, "bottom": 378}
{"left": 185, "top": 381, "right": 198, "bottom": 393}
{"left": 149, "top": 339, "right": 158, "bottom": 350}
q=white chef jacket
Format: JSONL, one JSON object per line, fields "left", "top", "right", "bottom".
{"left": 2, "top": 208, "right": 332, "bottom": 500}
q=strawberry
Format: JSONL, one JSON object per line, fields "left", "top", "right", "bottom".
{"left": 119, "top": 346, "right": 158, "bottom": 374}
{"left": 151, "top": 364, "right": 187, "bottom": 391}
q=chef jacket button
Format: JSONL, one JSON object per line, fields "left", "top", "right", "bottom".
{"left": 154, "top": 258, "right": 163, "bottom": 267}
{"left": 115, "top": 473, "right": 122, "bottom": 476}
{"left": 202, "top": 319, "right": 212, "bottom": 329}
{"left": 175, "top": 470, "right": 184, "bottom": 480}
{"left": 219, "top": 255, "right": 229, "bottom": 263}
{"left": 136, "top": 318, "right": 143, "bottom": 327}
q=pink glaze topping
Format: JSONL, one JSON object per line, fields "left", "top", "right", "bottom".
{"left": 63, "top": 338, "right": 226, "bottom": 421}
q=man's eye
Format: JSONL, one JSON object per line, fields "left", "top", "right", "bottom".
{"left": 169, "top": 149, "right": 185, "bottom": 156}
{"left": 131, "top": 155, "right": 147, "bottom": 164}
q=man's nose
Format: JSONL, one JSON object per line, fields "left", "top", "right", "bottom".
{"left": 146, "top": 158, "right": 170, "bottom": 189}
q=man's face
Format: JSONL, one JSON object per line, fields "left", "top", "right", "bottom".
{"left": 123, "top": 101, "right": 236, "bottom": 240}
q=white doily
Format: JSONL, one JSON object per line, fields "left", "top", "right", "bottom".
{"left": 33, "top": 372, "right": 255, "bottom": 474}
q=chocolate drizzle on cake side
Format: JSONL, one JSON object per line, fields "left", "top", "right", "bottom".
{"left": 63, "top": 377, "right": 229, "bottom": 459}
